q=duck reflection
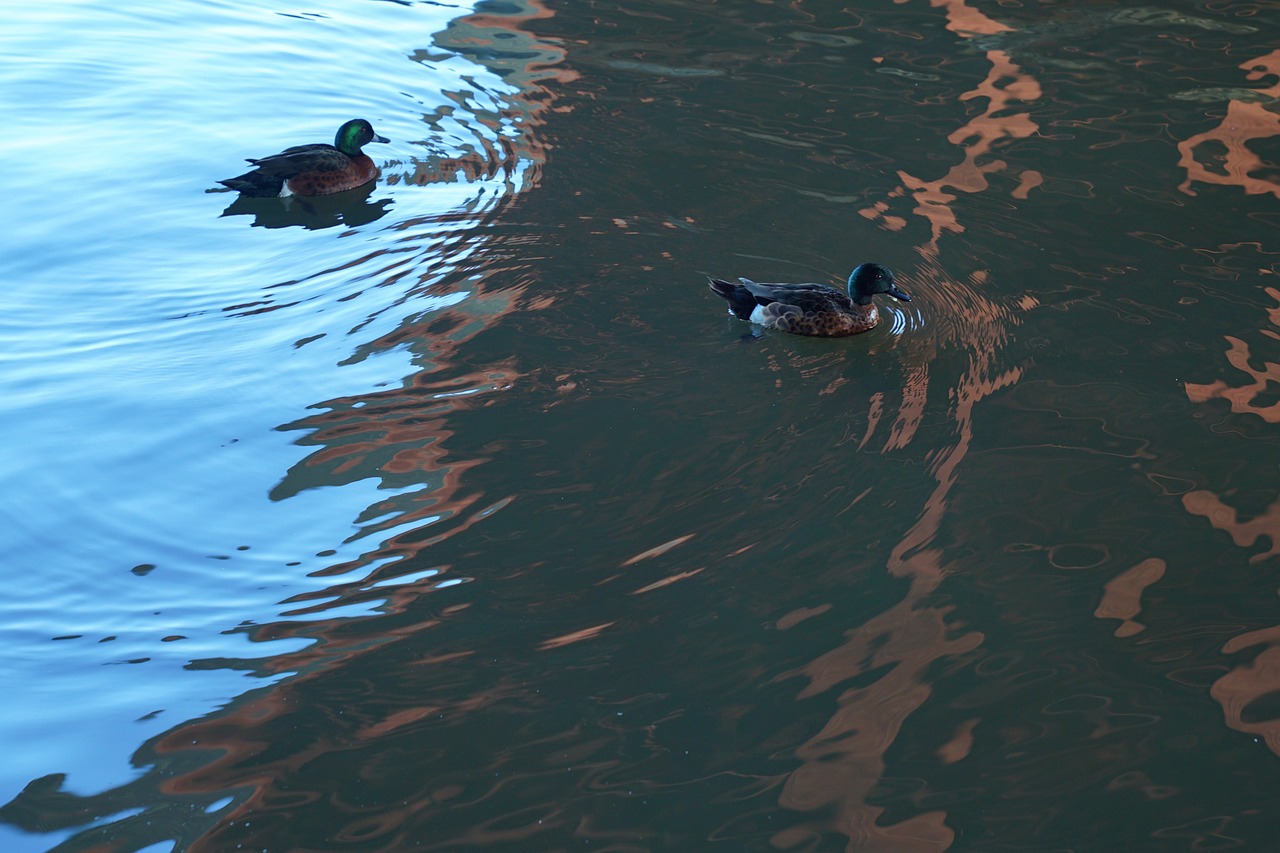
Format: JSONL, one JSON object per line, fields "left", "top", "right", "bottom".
{"left": 216, "top": 181, "right": 393, "bottom": 230}
{"left": 213, "top": 150, "right": 509, "bottom": 229}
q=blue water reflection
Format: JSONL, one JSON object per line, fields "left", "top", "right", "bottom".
{"left": 1, "top": 0, "right": 556, "bottom": 848}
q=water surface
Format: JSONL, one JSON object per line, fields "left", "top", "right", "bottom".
{"left": 3, "top": 0, "right": 1280, "bottom": 850}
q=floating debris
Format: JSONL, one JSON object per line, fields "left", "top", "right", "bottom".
{"left": 788, "top": 31, "right": 861, "bottom": 47}
{"left": 875, "top": 67, "right": 942, "bottom": 82}
{"left": 604, "top": 58, "right": 722, "bottom": 77}
{"left": 1110, "top": 7, "right": 1256, "bottom": 33}
{"left": 1171, "top": 87, "right": 1276, "bottom": 104}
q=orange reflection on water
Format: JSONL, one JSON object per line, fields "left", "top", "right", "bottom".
{"left": 1184, "top": 286, "right": 1280, "bottom": 423}
{"left": 402, "top": 0, "right": 575, "bottom": 192}
{"left": 1214, "top": 629, "right": 1280, "bottom": 757}
{"left": 861, "top": 47, "right": 1040, "bottom": 251}
{"left": 1094, "top": 557, "right": 1166, "bottom": 637}
{"left": 917, "top": 0, "right": 1013, "bottom": 37}
{"left": 539, "top": 622, "right": 616, "bottom": 650}
{"left": 1183, "top": 490, "right": 1280, "bottom": 566}
{"left": 780, "top": 4, "right": 1034, "bottom": 845}
{"left": 756, "top": 256, "right": 1027, "bottom": 843}
{"left": 1183, "top": 281, "right": 1280, "bottom": 756}
{"left": 777, "top": 365, "right": 1018, "bottom": 848}
{"left": 1177, "top": 50, "right": 1280, "bottom": 200}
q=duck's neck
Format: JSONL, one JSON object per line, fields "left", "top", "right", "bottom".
{"left": 847, "top": 267, "right": 873, "bottom": 305}
{"left": 335, "top": 128, "right": 363, "bottom": 155}
{"left": 846, "top": 276, "right": 871, "bottom": 305}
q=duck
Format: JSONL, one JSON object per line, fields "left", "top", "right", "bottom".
{"left": 218, "top": 119, "right": 390, "bottom": 197}
{"left": 707, "top": 263, "right": 910, "bottom": 337}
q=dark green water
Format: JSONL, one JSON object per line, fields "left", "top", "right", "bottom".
{"left": 4, "top": 0, "right": 1280, "bottom": 850}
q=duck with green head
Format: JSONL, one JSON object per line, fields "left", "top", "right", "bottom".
{"left": 218, "top": 119, "right": 390, "bottom": 197}
{"left": 707, "top": 263, "right": 911, "bottom": 337}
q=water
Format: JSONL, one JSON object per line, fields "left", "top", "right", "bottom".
{"left": 3, "top": 0, "right": 1279, "bottom": 849}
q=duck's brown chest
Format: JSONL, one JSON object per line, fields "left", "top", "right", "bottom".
{"left": 285, "top": 154, "right": 380, "bottom": 196}
{"left": 773, "top": 304, "right": 879, "bottom": 337}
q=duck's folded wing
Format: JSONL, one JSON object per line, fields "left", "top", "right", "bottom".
{"left": 740, "top": 281, "right": 839, "bottom": 304}
{"left": 247, "top": 144, "right": 349, "bottom": 175}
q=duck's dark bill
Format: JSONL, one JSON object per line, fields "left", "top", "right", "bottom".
{"left": 889, "top": 285, "right": 912, "bottom": 301}
{"left": 375, "top": 134, "right": 391, "bottom": 143}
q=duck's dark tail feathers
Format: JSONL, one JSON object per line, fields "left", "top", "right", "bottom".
{"left": 217, "top": 171, "right": 284, "bottom": 197}
{"left": 707, "top": 277, "right": 757, "bottom": 320}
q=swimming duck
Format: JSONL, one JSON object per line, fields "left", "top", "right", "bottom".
{"left": 218, "top": 119, "right": 390, "bottom": 197}
{"left": 707, "top": 263, "right": 910, "bottom": 337}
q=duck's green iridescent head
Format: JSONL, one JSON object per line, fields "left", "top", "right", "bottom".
{"left": 847, "top": 263, "right": 911, "bottom": 305}
{"left": 335, "top": 119, "right": 390, "bottom": 154}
